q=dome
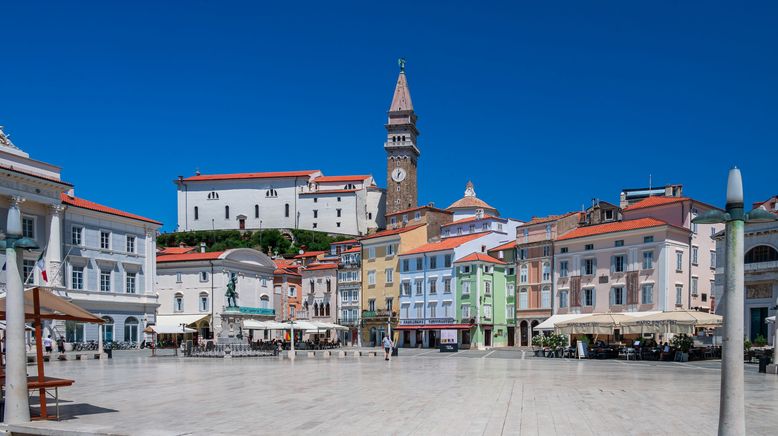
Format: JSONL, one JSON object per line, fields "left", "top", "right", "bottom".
{"left": 447, "top": 181, "right": 498, "bottom": 214}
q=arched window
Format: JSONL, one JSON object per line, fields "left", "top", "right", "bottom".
{"left": 194, "top": 206, "right": 199, "bottom": 220}
{"left": 325, "top": 302, "right": 330, "bottom": 316}
{"left": 225, "top": 205, "right": 229, "bottom": 219}
{"left": 519, "top": 288, "right": 529, "bottom": 309}
{"left": 207, "top": 191, "right": 219, "bottom": 200}
{"left": 124, "top": 317, "right": 139, "bottom": 342}
{"left": 285, "top": 203, "right": 290, "bottom": 218}
{"left": 314, "top": 302, "right": 319, "bottom": 317}
{"left": 541, "top": 286, "right": 551, "bottom": 308}
{"left": 254, "top": 204, "right": 259, "bottom": 218}
{"left": 542, "top": 262, "right": 551, "bottom": 282}
{"left": 266, "top": 189, "right": 278, "bottom": 197}
{"left": 102, "top": 316, "right": 114, "bottom": 342}
{"left": 174, "top": 293, "right": 184, "bottom": 312}
{"left": 345, "top": 183, "right": 356, "bottom": 190}
{"left": 259, "top": 294, "right": 270, "bottom": 309}
{"left": 520, "top": 264, "right": 528, "bottom": 284}
{"left": 199, "top": 292, "right": 209, "bottom": 312}
{"left": 745, "top": 245, "right": 778, "bottom": 264}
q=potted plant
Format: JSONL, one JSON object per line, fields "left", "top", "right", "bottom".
{"left": 753, "top": 335, "right": 767, "bottom": 348}
{"left": 555, "top": 334, "right": 569, "bottom": 357}
{"left": 670, "top": 334, "right": 693, "bottom": 362}
{"left": 531, "top": 334, "right": 544, "bottom": 357}
{"left": 744, "top": 338, "right": 753, "bottom": 362}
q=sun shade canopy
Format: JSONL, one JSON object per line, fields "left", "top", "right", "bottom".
{"left": 0, "top": 287, "right": 103, "bottom": 323}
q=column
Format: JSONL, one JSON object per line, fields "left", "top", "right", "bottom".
{"left": 47, "top": 204, "right": 65, "bottom": 288}
{"left": 4, "top": 196, "right": 30, "bottom": 423}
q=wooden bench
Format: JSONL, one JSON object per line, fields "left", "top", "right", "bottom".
{"left": 0, "top": 375, "right": 74, "bottom": 421}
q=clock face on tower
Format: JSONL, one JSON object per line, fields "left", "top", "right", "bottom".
{"left": 391, "top": 168, "right": 407, "bottom": 182}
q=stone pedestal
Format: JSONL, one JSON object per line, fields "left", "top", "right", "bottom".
{"left": 217, "top": 309, "right": 245, "bottom": 345}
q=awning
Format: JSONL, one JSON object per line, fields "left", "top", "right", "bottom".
{"left": 533, "top": 314, "right": 589, "bottom": 331}
{"left": 395, "top": 324, "right": 473, "bottom": 330}
{"left": 286, "top": 320, "right": 319, "bottom": 331}
{"left": 0, "top": 321, "right": 34, "bottom": 331}
{"left": 310, "top": 321, "right": 349, "bottom": 331}
{"left": 0, "top": 287, "right": 104, "bottom": 323}
{"left": 150, "top": 314, "right": 208, "bottom": 334}
{"left": 621, "top": 310, "right": 723, "bottom": 334}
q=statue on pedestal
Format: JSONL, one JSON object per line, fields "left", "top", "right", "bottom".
{"left": 225, "top": 274, "right": 239, "bottom": 309}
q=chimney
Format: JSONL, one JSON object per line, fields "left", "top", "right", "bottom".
{"left": 179, "top": 242, "right": 186, "bottom": 248}
{"left": 200, "top": 242, "right": 206, "bottom": 253}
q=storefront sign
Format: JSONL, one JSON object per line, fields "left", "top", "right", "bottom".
{"left": 440, "top": 329, "right": 458, "bottom": 352}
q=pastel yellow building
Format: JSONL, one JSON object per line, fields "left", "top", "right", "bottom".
{"left": 360, "top": 224, "right": 428, "bottom": 346}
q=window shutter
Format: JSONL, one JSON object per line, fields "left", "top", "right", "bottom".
{"left": 591, "top": 290, "right": 596, "bottom": 307}
{"left": 593, "top": 258, "right": 597, "bottom": 274}
{"left": 610, "top": 256, "right": 615, "bottom": 274}
{"left": 609, "top": 288, "right": 614, "bottom": 306}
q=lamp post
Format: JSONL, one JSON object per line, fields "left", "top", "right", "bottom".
{"left": 2, "top": 196, "right": 40, "bottom": 424}
{"left": 692, "top": 167, "right": 778, "bottom": 436}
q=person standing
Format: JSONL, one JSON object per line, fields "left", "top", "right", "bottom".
{"left": 43, "top": 335, "right": 53, "bottom": 354}
{"left": 56, "top": 336, "right": 65, "bottom": 353}
{"left": 382, "top": 334, "right": 393, "bottom": 361}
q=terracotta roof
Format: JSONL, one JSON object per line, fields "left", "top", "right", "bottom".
{"left": 401, "top": 233, "right": 490, "bottom": 255}
{"left": 557, "top": 217, "right": 686, "bottom": 241}
{"left": 623, "top": 196, "right": 689, "bottom": 211}
{"left": 447, "top": 196, "right": 497, "bottom": 211}
{"left": 157, "top": 251, "right": 225, "bottom": 263}
{"left": 488, "top": 240, "right": 517, "bottom": 252}
{"left": 313, "top": 175, "right": 370, "bottom": 183}
{"left": 0, "top": 164, "right": 73, "bottom": 187}
{"left": 331, "top": 239, "right": 357, "bottom": 245}
{"left": 454, "top": 253, "right": 506, "bottom": 265}
{"left": 182, "top": 170, "right": 319, "bottom": 182}
{"left": 158, "top": 246, "right": 197, "bottom": 255}
{"left": 274, "top": 267, "right": 301, "bottom": 276}
{"left": 519, "top": 212, "right": 579, "bottom": 226}
{"left": 298, "top": 189, "right": 358, "bottom": 195}
{"left": 294, "top": 251, "right": 326, "bottom": 259}
{"left": 359, "top": 223, "right": 426, "bottom": 241}
{"left": 274, "top": 259, "right": 298, "bottom": 267}
{"left": 343, "top": 246, "right": 361, "bottom": 253}
{"left": 441, "top": 214, "right": 505, "bottom": 227}
{"left": 385, "top": 205, "right": 452, "bottom": 217}
{"left": 61, "top": 193, "right": 162, "bottom": 225}
{"left": 304, "top": 262, "right": 339, "bottom": 271}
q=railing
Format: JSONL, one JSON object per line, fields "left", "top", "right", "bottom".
{"left": 338, "top": 319, "right": 359, "bottom": 326}
{"left": 362, "top": 310, "right": 393, "bottom": 318}
{"left": 187, "top": 343, "right": 276, "bottom": 358}
{"left": 398, "top": 317, "right": 455, "bottom": 326}
{"left": 745, "top": 261, "right": 778, "bottom": 272}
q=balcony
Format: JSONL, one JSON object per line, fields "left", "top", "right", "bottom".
{"left": 362, "top": 309, "right": 394, "bottom": 319}
{"left": 398, "top": 317, "right": 456, "bottom": 326}
{"left": 745, "top": 261, "right": 778, "bottom": 272}
{"left": 338, "top": 318, "right": 359, "bottom": 326}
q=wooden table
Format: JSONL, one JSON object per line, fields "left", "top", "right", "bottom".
{"left": 0, "top": 375, "right": 74, "bottom": 420}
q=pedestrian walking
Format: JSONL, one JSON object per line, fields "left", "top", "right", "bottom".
{"left": 382, "top": 334, "right": 393, "bottom": 361}
{"left": 43, "top": 335, "right": 53, "bottom": 354}
{"left": 56, "top": 336, "right": 65, "bottom": 353}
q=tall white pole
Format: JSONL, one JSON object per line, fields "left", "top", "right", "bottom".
{"left": 719, "top": 168, "right": 745, "bottom": 436}
{"left": 3, "top": 196, "right": 31, "bottom": 423}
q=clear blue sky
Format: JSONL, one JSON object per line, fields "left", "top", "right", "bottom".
{"left": 2, "top": 1, "right": 776, "bottom": 231}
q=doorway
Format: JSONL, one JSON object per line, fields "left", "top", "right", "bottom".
{"left": 428, "top": 330, "right": 437, "bottom": 348}
{"left": 239, "top": 218, "right": 246, "bottom": 230}
{"left": 750, "top": 307, "right": 769, "bottom": 341}
{"left": 484, "top": 329, "right": 492, "bottom": 347}
{"left": 520, "top": 321, "right": 528, "bottom": 346}
{"left": 507, "top": 327, "right": 515, "bottom": 347}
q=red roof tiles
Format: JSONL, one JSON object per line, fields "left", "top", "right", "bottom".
{"left": 182, "top": 170, "right": 319, "bottom": 182}
{"left": 61, "top": 193, "right": 161, "bottom": 225}
{"left": 158, "top": 246, "right": 197, "bottom": 255}
{"left": 384, "top": 205, "right": 452, "bottom": 217}
{"left": 454, "top": 253, "right": 506, "bottom": 265}
{"left": 313, "top": 175, "right": 370, "bottom": 183}
{"left": 519, "top": 212, "right": 580, "bottom": 226}
{"left": 298, "top": 189, "right": 358, "bottom": 195}
{"left": 294, "top": 251, "right": 326, "bottom": 259}
{"left": 401, "top": 233, "right": 490, "bottom": 255}
{"left": 304, "top": 262, "right": 339, "bottom": 271}
{"left": 359, "top": 223, "right": 427, "bottom": 240}
{"left": 623, "top": 196, "right": 689, "bottom": 211}
{"left": 557, "top": 217, "right": 684, "bottom": 241}
{"left": 343, "top": 246, "right": 361, "bottom": 253}
{"left": 442, "top": 214, "right": 505, "bottom": 227}
{"left": 488, "top": 240, "right": 517, "bottom": 252}
{"left": 157, "top": 251, "right": 225, "bottom": 263}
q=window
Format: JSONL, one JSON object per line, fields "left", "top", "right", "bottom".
{"left": 559, "top": 290, "right": 569, "bottom": 308}
{"left": 444, "top": 254, "right": 452, "bottom": 268}
{"left": 22, "top": 216, "right": 34, "bottom": 238}
{"left": 386, "top": 244, "right": 395, "bottom": 256}
{"left": 337, "top": 209, "right": 342, "bottom": 218}
{"left": 692, "top": 246, "right": 699, "bottom": 265}
{"left": 542, "top": 262, "right": 551, "bottom": 282}
{"left": 506, "top": 304, "right": 515, "bottom": 319}
{"left": 644, "top": 236, "right": 654, "bottom": 243}
{"left": 207, "top": 191, "right": 219, "bottom": 200}
{"left": 483, "top": 304, "right": 492, "bottom": 319}
{"left": 675, "top": 285, "right": 683, "bottom": 305}
{"left": 200, "top": 293, "right": 209, "bottom": 312}
{"left": 462, "top": 281, "right": 471, "bottom": 295}
{"left": 429, "top": 303, "right": 436, "bottom": 318}
{"left": 744, "top": 245, "right": 778, "bottom": 263}
{"left": 385, "top": 268, "right": 393, "bottom": 284}
{"left": 124, "top": 317, "right": 139, "bottom": 342}
{"left": 585, "top": 244, "right": 594, "bottom": 251}
{"left": 126, "top": 272, "right": 137, "bottom": 294}
{"left": 615, "top": 240, "right": 624, "bottom": 247}
{"left": 254, "top": 204, "right": 259, "bottom": 218}
{"left": 559, "top": 261, "right": 569, "bottom": 278}
{"left": 200, "top": 271, "right": 209, "bottom": 282}
{"left": 642, "top": 251, "right": 653, "bottom": 270}
{"left": 710, "top": 250, "right": 717, "bottom": 269}
{"left": 543, "top": 245, "right": 551, "bottom": 257}
{"left": 259, "top": 294, "right": 269, "bottom": 309}
{"left": 611, "top": 287, "right": 624, "bottom": 305}
{"left": 583, "top": 258, "right": 595, "bottom": 276}
{"left": 613, "top": 255, "right": 625, "bottom": 273}
{"left": 174, "top": 293, "right": 184, "bottom": 312}
{"left": 583, "top": 288, "right": 594, "bottom": 306}
{"left": 100, "top": 231, "right": 111, "bottom": 250}
{"left": 482, "top": 222, "right": 489, "bottom": 231}
{"left": 414, "top": 211, "right": 421, "bottom": 221}
{"left": 65, "top": 321, "right": 85, "bottom": 342}
{"left": 702, "top": 293, "right": 708, "bottom": 302}
{"left": 71, "top": 266, "right": 84, "bottom": 290}
{"left": 641, "top": 284, "right": 654, "bottom": 304}
{"left": 368, "top": 298, "right": 376, "bottom": 311}
{"left": 519, "top": 288, "right": 528, "bottom": 309}
{"left": 126, "top": 235, "right": 136, "bottom": 253}
{"left": 100, "top": 270, "right": 111, "bottom": 292}
{"left": 285, "top": 203, "right": 290, "bottom": 217}
{"left": 691, "top": 209, "right": 698, "bottom": 234}
{"left": 676, "top": 251, "right": 683, "bottom": 272}
{"left": 541, "top": 286, "right": 551, "bottom": 308}
{"left": 401, "top": 281, "right": 411, "bottom": 296}
{"left": 545, "top": 224, "right": 552, "bottom": 239}
{"left": 469, "top": 224, "right": 475, "bottom": 233}
{"left": 71, "top": 226, "right": 83, "bottom": 246}
{"left": 415, "top": 279, "right": 423, "bottom": 295}
{"left": 401, "top": 259, "right": 409, "bottom": 272}
{"left": 313, "top": 210, "right": 318, "bottom": 219}
{"left": 519, "top": 265, "right": 528, "bottom": 283}
{"left": 429, "top": 278, "right": 437, "bottom": 294}
{"left": 194, "top": 206, "right": 199, "bottom": 220}
{"left": 102, "top": 316, "right": 114, "bottom": 342}
{"left": 507, "top": 267, "right": 515, "bottom": 275}
{"left": 403, "top": 214, "right": 408, "bottom": 223}
{"left": 416, "top": 258, "right": 423, "bottom": 270}
{"left": 430, "top": 256, "right": 437, "bottom": 269}
{"left": 519, "top": 248, "right": 528, "bottom": 259}
{"left": 391, "top": 217, "right": 397, "bottom": 227}
{"left": 22, "top": 259, "right": 35, "bottom": 284}
{"left": 225, "top": 205, "right": 230, "bottom": 219}
{"left": 484, "top": 281, "right": 491, "bottom": 295}
{"left": 386, "top": 297, "right": 393, "bottom": 312}
{"left": 691, "top": 277, "right": 698, "bottom": 296}
{"left": 266, "top": 189, "right": 277, "bottom": 197}
{"left": 461, "top": 304, "right": 471, "bottom": 319}
{"left": 289, "top": 306, "right": 295, "bottom": 317}
{"left": 367, "top": 270, "right": 376, "bottom": 285}
{"left": 523, "top": 228, "right": 529, "bottom": 242}
{"left": 337, "top": 197, "right": 341, "bottom": 202}
{"left": 444, "top": 278, "right": 452, "bottom": 293}
{"left": 288, "top": 286, "right": 297, "bottom": 297}
{"left": 560, "top": 247, "right": 568, "bottom": 254}
{"left": 368, "top": 247, "right": 376, "bottom": 260}
{"left": 484, "top": 265, "right": 493, "bottom": 273}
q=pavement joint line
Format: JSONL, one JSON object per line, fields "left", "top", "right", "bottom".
{"left": 413, "top": 350, "right": 438, "bottom": 357}
{"left": 482, "top": 350, "right": 496, "bottom": 359}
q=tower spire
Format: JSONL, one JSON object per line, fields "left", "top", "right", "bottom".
{"left": 389, "top": 60, "right": 414, "bottom": 112}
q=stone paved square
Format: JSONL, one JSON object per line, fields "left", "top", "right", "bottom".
{"left": 13, "top": 349, "right": 778, "bottom": 435}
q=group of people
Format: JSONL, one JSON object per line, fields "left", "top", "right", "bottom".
{"left": 42, "top": 335, "right": 66, "bottom": 354}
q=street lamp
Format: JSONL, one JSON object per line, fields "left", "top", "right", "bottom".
{"left": 1, "top": 197, "right": 40, "bottom": 424}
{"left": 692, "top": 167, "right": 778, "bottom": 436}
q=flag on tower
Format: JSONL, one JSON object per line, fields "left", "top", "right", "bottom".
{"left": 36, "top": 252, "right": 48, "bottom": 282}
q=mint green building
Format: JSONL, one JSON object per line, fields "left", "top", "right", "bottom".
{"left": 455, "top": 252, "right": 511, "bottom": 349}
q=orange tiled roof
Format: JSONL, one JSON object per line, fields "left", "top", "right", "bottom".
{"left": 158, "top": 246, "right": 197, "bottom": 255}
{"left": 359, "top": 223, "right": 427, "bottom": 240}
{"left": 519, "top": 212, "right": 580, "bottom": 226}
{"left": 401, "top": 233, "right": 490, "bottom": 255}
{"left": 313, "top": 175, "right": 370, "bottom": 183}
{"left": 557, "top": 217, "right": 684, "bottom": 241}
{"left": 332, "top": 239, "right": 357, "bottom": 245}
{"left": 488, "top": 240, "right": 517, "bottom": 252}
{"left": 294, "top": 251, "right": 326, "bottom": 259}
{"left": 441, "top": 214, "right": 505, "bottom": 227}
{"left": 343, "top": 246, "right": 361, "bottom": 253}
{"left": 385, "top": 205, "right": 452, "bottom": 217}
{"left": 299, "top": 189, "right": 358, "bottom": 195}
{"left": 304, "top": 262, "right": 339, "bottom": 271}
{"left": 454, "top": 252, "right": 506, "bottom": 265}
{"left": 623, "top": 196, "right": 689, "bottom": 211}
{"left": 157, "top": 251, "right": 225, "bottom": 263}
{"left": 61, "top": 193, "right": 162, "bottom": 225}
{"left": 182, "top": 170, "right": 319, "bottom": 182}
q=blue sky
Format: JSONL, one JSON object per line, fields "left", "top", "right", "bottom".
{"left": 1, "top": 1, "right": 776, "bottom": 231}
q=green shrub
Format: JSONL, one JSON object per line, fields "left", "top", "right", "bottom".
{"left": 744, "top": 338, "right": 752, "bottom": 350}
{"left": 753, "top": 335, "right": 767, "bottom": 347}
{"left": 670, "top": 334, "right": 694, "bottom": 353}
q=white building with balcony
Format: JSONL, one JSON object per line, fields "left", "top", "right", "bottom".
{"left": 337, "top": 244, "right": 361, "bottom": 345}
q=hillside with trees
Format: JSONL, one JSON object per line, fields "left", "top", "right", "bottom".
{"left": 157, "top": 229, "right": 351, "bottom": 256}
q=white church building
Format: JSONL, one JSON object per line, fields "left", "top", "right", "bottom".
{"left": 174, "top": 170, "right": 385, "bottom": 236}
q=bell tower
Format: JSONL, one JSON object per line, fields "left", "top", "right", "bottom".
{"left": 385, "top": 58, "right": 420, "bottom": 215}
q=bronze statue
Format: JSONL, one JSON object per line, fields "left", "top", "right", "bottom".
{"left": 225, "top": 274, "right": 239, "bottom": 308}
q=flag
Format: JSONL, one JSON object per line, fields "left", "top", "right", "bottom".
{"left": 36, "top": 252, "right": 47, "bottom": 283}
